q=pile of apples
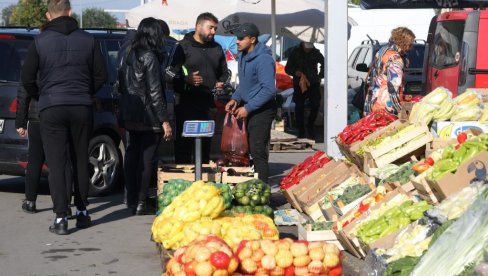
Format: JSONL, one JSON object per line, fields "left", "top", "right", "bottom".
{"left": 235, "top": 238, "right": 342, "bottom": 276}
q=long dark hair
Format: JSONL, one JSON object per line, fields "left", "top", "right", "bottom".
{"left": 132, "top": 17, "right": 165, "bottom": 61}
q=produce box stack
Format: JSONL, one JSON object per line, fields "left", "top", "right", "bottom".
{"left": 336, "top": 109, "right": 398, "bottom": 169}
{"left": 280, "top": 151, "right": 332, "bottom": 211}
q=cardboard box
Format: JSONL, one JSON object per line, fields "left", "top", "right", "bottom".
{"left": 427, "top": 151, "right": 488, "bottom": 201}
{"left": 281, "top": 159, "right": 339, "bottom": 213}
{"left": 363, "top": 123, "right": 433, "bottom": 172}
{"left": 410, "top": 169, "right": 439, "bottom": 205}
{"left": 297, "top": 223, "right": 344, "bottom": 250}
{"left": 431, "top": 121, "right": 488, "bottom": 139}
{"left": 336, "top": 187, "right": 410, "bottom": 258}
{"left": 472, "top": 88, "right": 488, "bottom": 103}
{"left": 399, "top": 101, "right": 415, "bottom": 123}
{"left": 425, "top": 138, "right": 457, "bottom": 157}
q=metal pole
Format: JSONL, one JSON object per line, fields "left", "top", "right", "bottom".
{"left": 271, "top": 0, "right": 277, "bottom": 61}
{"left": 195, "top": 137, "right": 202, "bottom": 181}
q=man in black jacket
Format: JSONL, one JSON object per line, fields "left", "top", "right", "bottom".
{"left": 170, "top": 12, "right": 229, "bottom": 163}
{"left": 285, "top": 42, "right": 324, "bottom": 139}
{"left": 21, "top": 0, "right": 107, "bottom": 235}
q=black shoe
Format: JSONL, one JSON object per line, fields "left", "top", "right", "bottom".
{"left": 22, "top": 200, "right": 36, "bottom": 214}
{"left": 135, "top": 201, "right": 146, "bottom": 216}
{"left": 75, "top": 211, "right": 92, "bottom": 229}
{"left": 49, "top": 218, "right": 68, "bottom": 235}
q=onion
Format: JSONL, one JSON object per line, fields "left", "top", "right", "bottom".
{"left": 275, "top": 250, "right": 294, "bottom": 268}
{"left": 309, "top": 247, "right": 325, "bottom": 261}
{"left": 275, "top": 240, "right": 291, "bottom": 251}
{"left": 238, "top": 247, "right": 253, "bottom": 260}
{"left": 261, "top": 241, "right": 278, "bottom": 256}
{"left": 212, "top": 269, "right": 229, "bottom": 276}
{"left": 290, "top": 243, "right": 309, "bottom": 257}
{"left": 261, "top": 255, "right": 277, "bottom": 270}
{"left": 252, "top": 249, "right": 265, "bottom": 262}
{"left": 293, "top": 255, "right": 311, "bottom": 267}
{"left": 227, "top": 257, "right": 239, "bottom": 274}
{"left": 195, "top": 247, "right": 212, "bottom": 262}
{"left": 323, "top": 252, "right": 340, "bottom": 268}
{"left": 308, "top": 260, "right": 324, "bottom": 274}
{"left": 323, "top": 243, "right": 340, "bottom": 256}
{"left": 206, "top": 241, "right": 223, "bottom": 252}
{"left": 270, "top": 266, "right": 285, "bottom": 276}
{"left": 251, "top": 241, "right": 261, "bottom": 251}
{"left": 195, "top": 261, "right": 214, "bottom": 276}
{"left": 294, "top": 266, "right": 309, "bottom": 275}
{"left": 240, "top": 258, "right": 258, "bottom": 274}
{"left": 308, "top": 241, "right": 323, "bottom": 250}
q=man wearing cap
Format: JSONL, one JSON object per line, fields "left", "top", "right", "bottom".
{"left": 225, "top": 23, "right": 276, "bottom": 183}
{"left": 285, "top": 41, "right": 324, "bottom": 139}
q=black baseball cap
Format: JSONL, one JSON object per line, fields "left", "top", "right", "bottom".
{"left": 231, "top": 23, "right": 260, "bottom": 39}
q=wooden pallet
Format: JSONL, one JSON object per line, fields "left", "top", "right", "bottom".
{"left": 270, "top": 138, "right": 315, "bottom": 152}
{"left": 157, "top": 163, "right": 221, "bottom": 195}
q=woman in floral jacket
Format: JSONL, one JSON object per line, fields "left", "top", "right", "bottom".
{"left": 364, "top": 27, "right": 415, "bottom": 116}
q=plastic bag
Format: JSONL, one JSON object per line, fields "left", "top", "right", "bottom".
{"left": 221, "top": 113, "right": 250, "bottom": 166}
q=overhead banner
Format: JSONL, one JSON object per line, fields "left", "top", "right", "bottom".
{"left": 360, "top": 0, "right": 488, "bottom": 9}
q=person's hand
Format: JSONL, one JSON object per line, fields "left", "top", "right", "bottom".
{"left": 17, "top": 128, "right": 27, "bottom": 137}
{"left": 215, "top": 82, "right": 224, "bottom": 91}
{"left": 162, "top": 121, "right": 172, "bottom": 141}
{"left": 295, "top": 70, "right": 303, "bottom": 78}
{"left": 186, "top": 71, "right": 203, "bottom": 87}
{"left": 225, "top": 99, "right": 238, "bottom": 113}
{"left": 235, "top": 107, "right": 248, "bottom": 120}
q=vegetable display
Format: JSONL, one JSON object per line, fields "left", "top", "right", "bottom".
{"left": 280, "top": 151, "right": 331, "bottom": 190}
{"left": 158, "top": 179, "right": 192, "bottom": 212}
{"left": 379, "top": 161, "right": 415, "bottom": 185}
{"left": 233, "top": 179, "right": 271, "bottom": 206}
{"left": 229, "top": 205, "right": 274, "bottom": 218}
{"left": 337, "top": 109, "right": 397, "bottom": 145}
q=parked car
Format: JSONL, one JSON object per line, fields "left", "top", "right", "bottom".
{"left": 347, "top": 38, "right": 427, "bottom": 95}
{"left": 424, "top": 9, "right": 488, "bottom": 96}
{"left": 0, "top": 27, "right": 127, "bottom": 196}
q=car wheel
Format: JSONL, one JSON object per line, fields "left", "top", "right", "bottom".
{"left": 88, "top": 135, "right": 121, "bottom": 196}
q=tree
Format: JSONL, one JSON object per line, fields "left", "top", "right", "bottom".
{"left": 81, "top": 8, "right": 117, "bottom": 28}
{"left": 10, "top": 0, "right": 47, "bottom": 27}
{"left": 349, "top": 0, "right": 361, "bottom": 5}
{"left": 1, "top": 4, "right": 17, "bottom": 26}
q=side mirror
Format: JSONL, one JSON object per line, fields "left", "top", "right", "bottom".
{"left": 356, "top": 63, "right": 369, "bottom": 72}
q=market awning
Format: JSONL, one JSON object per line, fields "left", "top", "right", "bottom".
{"left": 360, "top": 0, "right": 488, "bottom": 9}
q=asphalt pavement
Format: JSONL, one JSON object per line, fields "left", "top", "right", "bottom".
{"left": 0, "top": 144, "right": 363, "bottom": 276}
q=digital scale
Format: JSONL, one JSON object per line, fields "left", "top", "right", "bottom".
{"left": 182, "top": 120, "right": 215, "bottom": 180}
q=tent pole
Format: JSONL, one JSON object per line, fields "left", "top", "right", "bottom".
{"left": 324, "top": 0, "right": 347, "bottom": 157}
{"left": 271, "top": 0, "right": 277, "bottom": 61}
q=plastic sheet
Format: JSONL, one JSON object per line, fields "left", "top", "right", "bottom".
{"left": 220, "top": 113, "right": 250, "bottom": 166}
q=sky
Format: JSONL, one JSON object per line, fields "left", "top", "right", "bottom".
{"left": 0, "top": 0, "right": 151, "bottom": 23}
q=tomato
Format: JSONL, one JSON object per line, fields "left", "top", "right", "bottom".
{"left": 329, "top": 265, "right": 343, "bottom": 276}
{"left": 284, "top": 265, "right": 295, "bottom": 276}
{"left": 184, "top": 260, "right": 197, "bottom": 275}
{"left": 425, "top": 157, "right": 435, "bottom": 166}
{"left": 210, "top": 251, "right": 231, "bottom": 269}
{"left": 374, "top": 193, "right": 384, "bottom": 202}
{"left": 457, "top": 132, "right": 468, "bottom": 144}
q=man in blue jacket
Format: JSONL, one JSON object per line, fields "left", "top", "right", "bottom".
{"left": 225, "top": 23, "right": 276, "bottom": 183}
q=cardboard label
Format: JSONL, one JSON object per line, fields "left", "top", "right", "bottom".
{"left": 432, "top": 121, "right": 488, "bottom": 138}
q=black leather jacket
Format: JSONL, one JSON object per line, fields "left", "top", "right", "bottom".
{"left": 15, "top": 83, "right": 39, "bottom": 129}
{"left": 118, "top": 49, "right": 168, "bottom": 132}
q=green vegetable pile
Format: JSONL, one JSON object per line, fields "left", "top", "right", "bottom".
{"left": 357, "top": 201, "right": 432, "bottom": 244}
{"left": 334, "top": 184, "right": 372, "bottom": 206}
{"left": 305, "top": 221, "right": 334, "bottom": 231}
{"left": 385, "top": 256, "right": 421, "bottom": 276}
{"left": 229, "top": 205, "right": 274, "bottom": 218}
{"left": 428, "top": 134, "right": 488, "bottom": 181}
{"left": 380, "top": 161, "right": 415, "bottom": 185}
{"left": 157, "top": 179, "right": 192, "bottom": 212}
{"left": 232, "top": 179, "right": 271, "bottom": 206}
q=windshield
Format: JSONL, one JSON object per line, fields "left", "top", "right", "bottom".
{"left": 431, "top": 20, "right": 465, "bottom": 69}
{"left": 406, "top": 44, "right": 425, "bottom": 69}
{"left": 0, "top": 37, "right": 31, "bottom": 82}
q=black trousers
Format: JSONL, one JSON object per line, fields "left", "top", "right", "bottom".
{"left": 247, "top": 101, "right": 277, "bottom": 183}
{"left": 25, "top": 121, "right": 73, "bottom": 202}
{"left": 124, "top": 131, "right": 161, "bottom": 205}
{"left": 174, "top": 105, "right": 211, "bottom": 164}
{"left": 40, "top": 106, "right": 93, "bottom": 217}
{"left": 293, "top": 82, "right": 321, "bottom": 135}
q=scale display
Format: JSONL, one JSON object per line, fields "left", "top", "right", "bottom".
{"left": 182, "top": 120, "right": 215, "bottom": 137}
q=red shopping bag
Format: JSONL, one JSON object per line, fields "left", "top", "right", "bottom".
{"left": 220, "top": 113, "right": 250, "bottom": 166}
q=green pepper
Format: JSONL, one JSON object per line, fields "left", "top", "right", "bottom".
{"left": 434, "top": 159, "right": 459, "bottom": 173}
{"left": 442, "top": 144, "right": 456, "bottom": 159}
{"left": 361, "top": 220, "right": 388, "bottom": 237}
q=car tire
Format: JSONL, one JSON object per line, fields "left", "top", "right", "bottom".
{"left": 88, "top": 135, "right": 121, "bottom": 196}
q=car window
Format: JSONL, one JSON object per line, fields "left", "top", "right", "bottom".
{"left": 364, "top": 47, "right": 373, "bottom": 66}
{"left": 431, "top": 20, "right": 465, "bottom": 69}
{"left": 348, "top": 47, "right": 360, "bottom": 67}
{"left": 355, "top": 47, "right": 369, "bottom": 66}
{"left": 405, "top": 45, "right": 425, "bottom": 69}
{"left": 0, "top": 37, "right": 31, "bottom": 82}
{"left": 103, "top": 39, "right": 121, "bottom": 84}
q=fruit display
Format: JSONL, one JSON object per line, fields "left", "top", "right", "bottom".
{"left": 166, "top": 235, "right": 239, "bottom": 276}
{"left": 212, "top": 183, "right": 233, "bottom": 209}
{"left": 158, "top": 179, "right": 192, "bottom": 212}
{"left": 337, "top": 109, "right": 397, "bottom": 145}
{"left": 233, "top": 179, "right": 271, "bottom": 206}
{"left": 280, "top": 151, "right": 331, "bottom": 190}
{"left": 234, "top": 239, "right": 343, "bottom": 276}
{"left": 216, "top": 214, "right": 279, "bottom": 249}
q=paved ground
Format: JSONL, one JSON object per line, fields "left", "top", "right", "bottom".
{"left": 0, "top": 145, "right": 363, "bottom": 276}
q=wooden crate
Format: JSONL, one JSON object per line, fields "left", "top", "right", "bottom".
{"left": 399, "top": 101, "right": 415, "bottom": 122}
{"left": 363, "top": 123, "right": 433, "bottom": 174}
{"left": 410, "top": 171, "right": 439, "bottom": 205}
{"left": 220, "top": 166, "right": 258, "bottom": 184}
{"left": 157, "top": 163, "right": 221, "bottom": 195}
{"left": 270, "top": 138, "right": 315, "bottom": 152}
{"left": 425, "top": 138, "right": 457, "bottom": 157}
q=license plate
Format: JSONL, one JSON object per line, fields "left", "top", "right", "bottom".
{"left": 0, "top": 119, "right": 4, "bottom": 133}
